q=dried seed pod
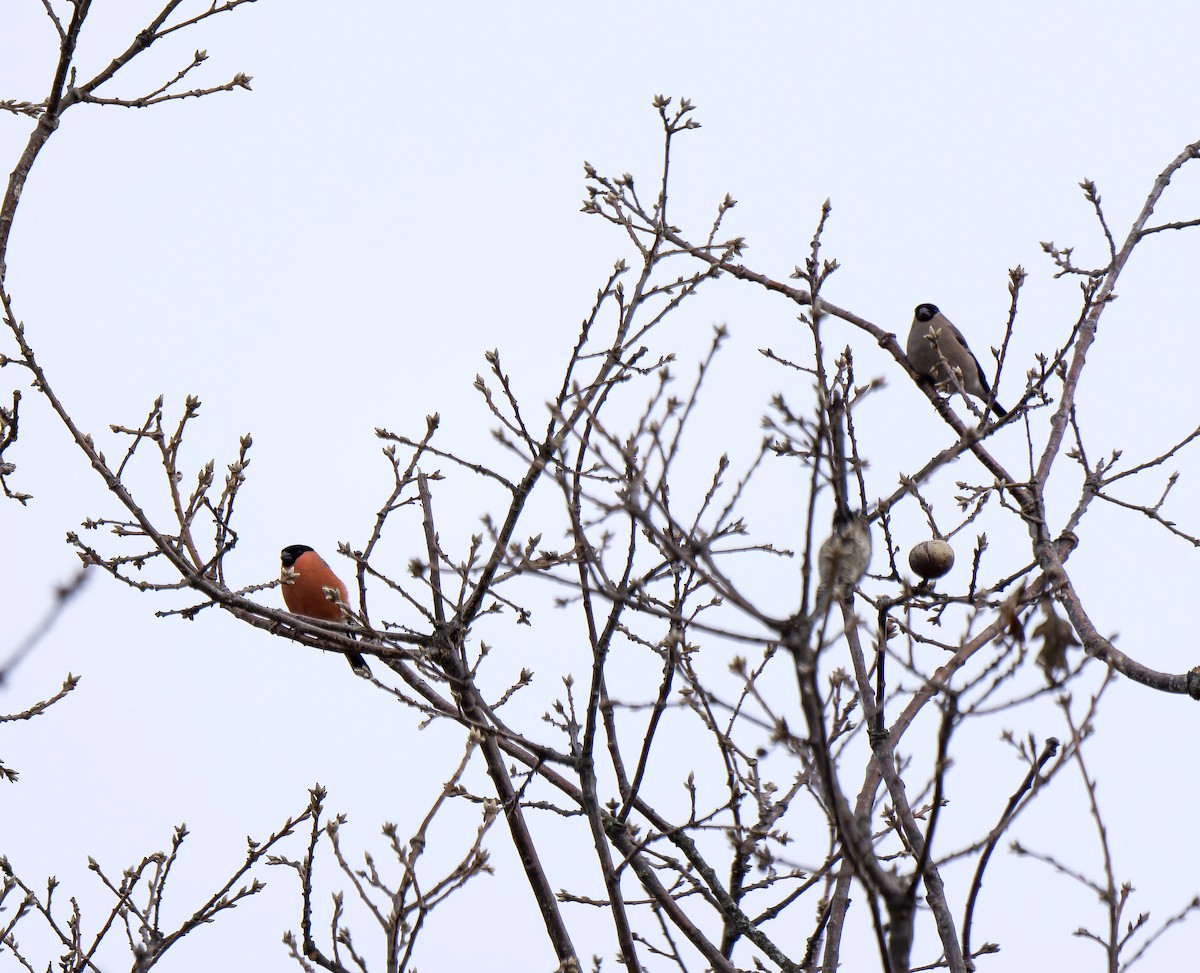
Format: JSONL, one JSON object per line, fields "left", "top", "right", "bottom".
{"left": 909, "top": 539, "right": 954, "bottom": 580}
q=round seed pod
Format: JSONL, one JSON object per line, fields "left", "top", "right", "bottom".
{"left": 909, "top": 539, "right": 955, "bottom": 580}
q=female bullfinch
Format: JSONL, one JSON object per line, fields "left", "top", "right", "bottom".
{"left": 280, "top": 544, "right": 369, "bottom": 676}
{"left": 907, "top": 304, "right": 1008, "bottom": 418}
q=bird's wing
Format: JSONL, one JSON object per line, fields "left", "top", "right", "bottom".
{"left": 947, "top": 322, "right": 991, "bottom": 389}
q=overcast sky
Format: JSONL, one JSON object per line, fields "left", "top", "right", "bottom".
{"left": 3, "top": 2, "right": 1200, "bottom": 970}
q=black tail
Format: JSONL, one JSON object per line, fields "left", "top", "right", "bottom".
{"left": 345, "top": 633, "right": 370, "bottom": 678}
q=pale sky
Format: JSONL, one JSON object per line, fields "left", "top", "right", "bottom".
{"left": 3, "top": 2, "right": 1199, "bottom": 970}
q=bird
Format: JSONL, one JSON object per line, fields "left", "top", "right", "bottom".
{"left": 813, "top": 511, "right": 872, "bottom": 620}
{"left": 280, "top": 544, "right": 370, "bottom": 676}
{"left": 906, "top": 303, "right": 1008, "bottom": 418}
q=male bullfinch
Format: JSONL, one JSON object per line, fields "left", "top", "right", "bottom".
{"left": 280, "top": 544, "right": 369, "bottom": 676}
{"left": 906, "top": 304, "right": 1008, "bottom": 418}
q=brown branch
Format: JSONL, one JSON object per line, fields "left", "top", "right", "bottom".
{"left": 0, "top": 567, "right": 90, "bottom": 682}
{"left": 1034, "top": 140, "right": 1200, "bottom": 493}
{"left": 960, "top": 736, "right": 1059, "bottom": 959}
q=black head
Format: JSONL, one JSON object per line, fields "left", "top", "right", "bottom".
{"left": 914, "top": 303, "right": 940, "bottom": 322}
{"left": 281, "top": 544, "right": 314, "bottom": 568}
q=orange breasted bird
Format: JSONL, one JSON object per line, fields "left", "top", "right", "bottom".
{"left": 280, "top": 544, "right": 370, "bottom": 676}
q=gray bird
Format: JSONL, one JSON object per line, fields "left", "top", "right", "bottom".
{"left": 906, "top": 303, "right": 1008, "bottom": 418}
{"left": 812, "top": 511, "right": 872, "bottom": 621}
